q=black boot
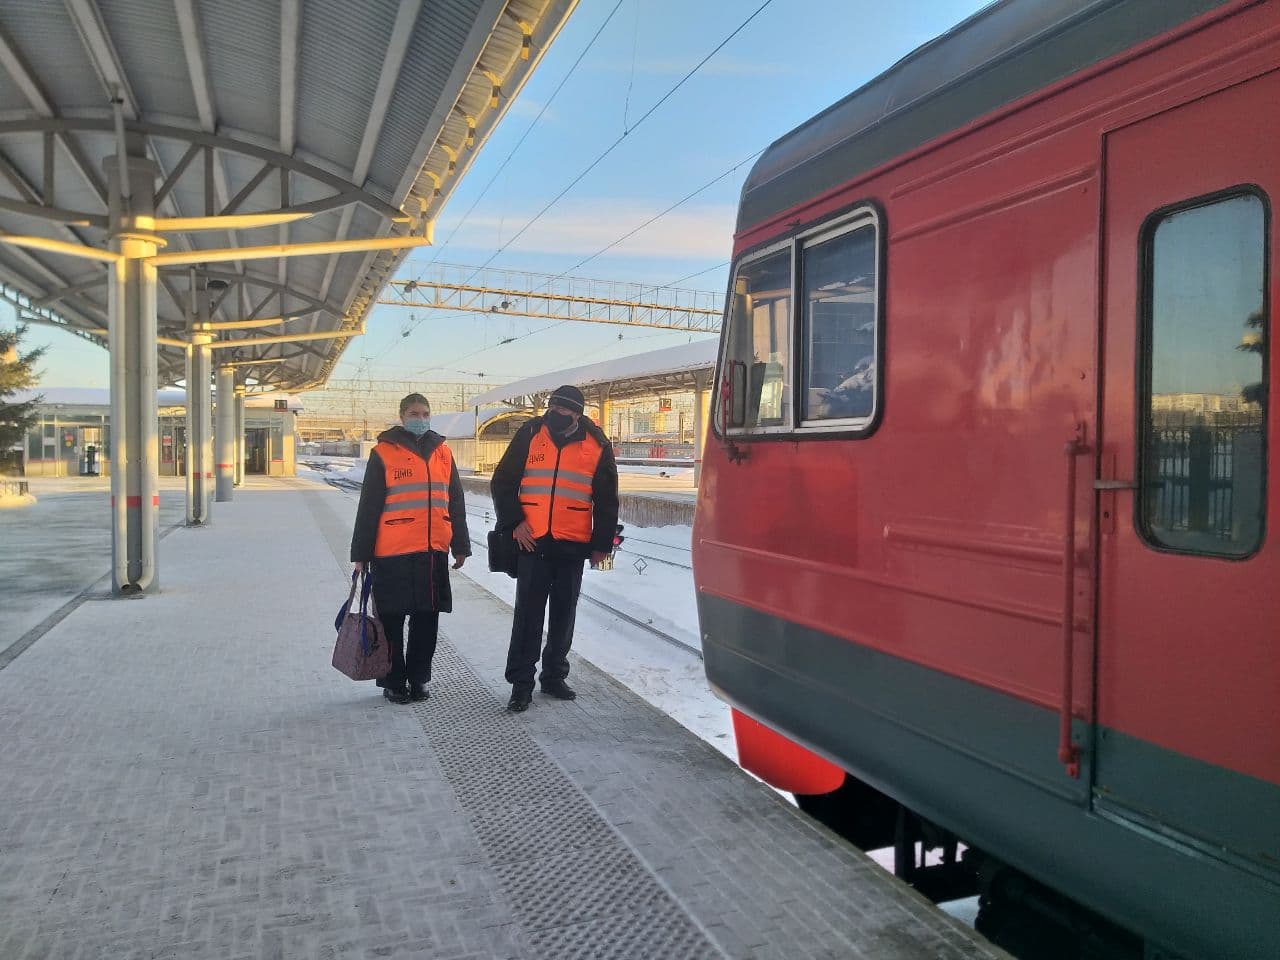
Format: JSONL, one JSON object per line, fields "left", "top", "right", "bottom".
{"left": 409, "top": 682, "right": 429, "bottom": 702}
{"left": 540, "top": 678, "right": 577, "bottom": 700}
{"left": 508, "top": 686, "right": 533, "bottom": 712}
{"left": 383, "top": 683, "right": 410, "bottom": 704}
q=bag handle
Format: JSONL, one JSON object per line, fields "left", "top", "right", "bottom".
{"left": 357, "top": 568, "right": 377, "bottom": 656}
{"left": 358, "top": 567, "right": 375, "bottom": 613}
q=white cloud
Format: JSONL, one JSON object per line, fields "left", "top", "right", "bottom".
{"left": 505, "top": 97, "right": 557, "bottom": 122}
{"left": 443, "top": 199, "right": 737, "bottom": 261}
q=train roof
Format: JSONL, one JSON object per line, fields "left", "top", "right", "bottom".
{"left": 737, "top": 0, "right": 1233, "bottom": 231}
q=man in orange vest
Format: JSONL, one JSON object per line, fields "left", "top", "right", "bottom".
{"left": 351, "top": 393, "right": 470, "bottom": 704}
{"left": 491, "top": 384, "right": 619, "bottom": 712}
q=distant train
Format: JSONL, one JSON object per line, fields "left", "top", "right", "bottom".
{"left": 692, "top": 1, "right": 1279, "bottom": 958}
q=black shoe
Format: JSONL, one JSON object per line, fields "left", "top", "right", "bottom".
{"left": 540, "top": 679, "right": 577, "bottom": 700}
{"left": 409, "top": 683, "right": 429, "bottom": 702}
{"left": 383, "top": 685, "right": 410, "bottom": 705}
{"left": 508, "top": 687, "right": 532, "bottom": 712}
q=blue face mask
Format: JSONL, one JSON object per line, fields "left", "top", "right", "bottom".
{"left": 403, "top": 417, "right": 430, "bottom": 437}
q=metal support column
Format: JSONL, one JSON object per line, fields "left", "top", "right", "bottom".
{"left": 692, "top": 370, "right": 711, "bottom": 487}
{"left": 598, "top": 388, "right": 614, "bottom": 444}
{"left": 185, "top": 282, "right": 214, "bottom": 524}
{"left": 106, "top": 154, "right": 161, "bottom": 595}
{"left": 234, "top": 388, "right": 245, "bottom": 486}
{"left": 215, "top": 365, "right": 235, "bottom": 501}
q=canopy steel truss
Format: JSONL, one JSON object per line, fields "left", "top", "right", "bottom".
{"left": 0, "top": 0, "right": 579, "bottom": 595}
{"left": 0, "top": 0, "right": 580, "bottom": 393}
{"left": 379, "top": 262, "right": 724, "bottom": 333}
{"left": 2, "top": 118, "right": 428, "bottom": 388}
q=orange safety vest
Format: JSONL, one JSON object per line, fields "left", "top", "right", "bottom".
{"left": 519, "top": 426, "right": 603, "bottom": 543}
{"left": 372, "top": 441, "right": 454, "bottom": 556}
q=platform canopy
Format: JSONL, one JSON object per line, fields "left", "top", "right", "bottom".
{"left": 0, "top": 0, "right": 576, "bottom": 391}
{"left": 467, "top": 337, "right": 719, "bottom": 408}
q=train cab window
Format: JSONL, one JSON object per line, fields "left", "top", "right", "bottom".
{"left": 1141, "top": 191, "right": 1268, "bottom": 557}
{"left": 722, "top": 246, "right": 792, "bottom": 431}
{"left": 799, "top": 217, "right": 879, "bottom": 428}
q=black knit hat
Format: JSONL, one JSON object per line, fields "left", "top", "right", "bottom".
{"left": 548, "top": 384, "right": 585, "bottom": 414}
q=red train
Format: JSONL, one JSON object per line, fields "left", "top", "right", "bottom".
{"left": 692, "top": 1, "right": 1279, "bottom": 957}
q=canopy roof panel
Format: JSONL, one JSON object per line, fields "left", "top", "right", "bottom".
{"left": 0, "top": 0, "right": 577, "bottom": 390}
{"left": 468, "top": 338, "right": 719, "bottom": 407}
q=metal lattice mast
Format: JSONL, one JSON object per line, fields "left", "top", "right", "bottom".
{"left": 378, "top": 263, "right": 724, "bottom": 333}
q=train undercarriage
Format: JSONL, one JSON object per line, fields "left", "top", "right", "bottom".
{"left": 796, "top": 776, "right": 1171, "bottom": 960}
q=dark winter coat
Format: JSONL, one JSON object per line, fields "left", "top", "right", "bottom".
{"left": 490, "top": 415, "right": 619, "bottom": 560}
{"left": 350, "top": 426, "right": 471, "bottom": 615}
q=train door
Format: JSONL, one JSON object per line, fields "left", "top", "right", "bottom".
{"left": 1096, "top": 75, "right": 1279, "bottom": 871}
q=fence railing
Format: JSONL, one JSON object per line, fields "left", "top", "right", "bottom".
{"left": 1148, "top": 414, "right": 1263, "bottom": 541}
{"left": 1, "top": 479, "right": 30, "bottom": 497}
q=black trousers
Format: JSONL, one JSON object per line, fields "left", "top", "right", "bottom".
{"left": 504, "top": 550, "right": 585, "bottom": 690}
{"left": 380, "top": 611, "right": 440, "bottom": 688}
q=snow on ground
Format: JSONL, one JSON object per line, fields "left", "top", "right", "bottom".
{"left": 0, "top": 492, "right": 37, "bottom": 509}
{"left": 297, "top": 456, "right": 366, "bottom": 485}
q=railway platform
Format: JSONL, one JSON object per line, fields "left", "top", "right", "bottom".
{"left": 0, "top": 477, "right": 1006, "bottom": 960}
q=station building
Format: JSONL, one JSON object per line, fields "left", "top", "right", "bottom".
{"left": 8, "top": 388, "right": 298, "bottom": 479}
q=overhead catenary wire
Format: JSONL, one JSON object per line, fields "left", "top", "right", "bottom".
{"left": 666, "top": 260, "right": 730, "bottom": 287}
{"left": 454, "top": 0, "right": 776, "bottom": 286}
{"left": 412, "top": 0, "right": 628, "bottom": 274}
{"left": 381, "top": 1, "right": 778, "bottom": 374}
{"left": 622, "top": 0, "right": 642, "bottom": 132}
{"left": 555, "top": 144, "right": 763, "bottom": 283}
{"left": 396, "top": 142, "right": 764, "bottom": 375}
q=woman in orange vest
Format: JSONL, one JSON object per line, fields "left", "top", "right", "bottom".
{"left": 350, "top": 393, "right": 470, "bottom": 704}
{"left": 490, "top": 384, "right": 619, "bottom": 712}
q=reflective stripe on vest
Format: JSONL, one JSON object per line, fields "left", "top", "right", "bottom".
{"left": 373, "top": 441, "right": 453, "bottom": 555}
{"left": 518, "top": 426, "right": 603, "bottom": 543}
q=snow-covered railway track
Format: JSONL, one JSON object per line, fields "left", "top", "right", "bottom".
{"left": 462, "top": 507, "right": 692, "bottom": 571}
{"left": 467, "top": 528, "right": 702, "bottom": 659}
{"left": 324, "top": 477, "right": 363, "bottom": 494}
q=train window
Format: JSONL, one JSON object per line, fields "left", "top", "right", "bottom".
{"left": 721, "top": 246, "right": 792, "bottom": 431}
{"left": 1140, "top": 191, "right": 1268, "bottom": 557}
{"left": 799, "top": 218, "right": 878, "bottom": 428}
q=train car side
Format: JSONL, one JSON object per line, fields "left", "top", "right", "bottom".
{"left": 693, "top": 2, "right": 1280, "bottom": 958}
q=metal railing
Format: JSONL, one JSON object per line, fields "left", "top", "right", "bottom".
{"left": 1147, "top": 413, "right": 1263, "bottom": 541}
{"left": 1, "top": 479, "right": 30, "bottom": 496}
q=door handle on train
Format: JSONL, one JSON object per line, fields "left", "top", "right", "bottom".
{"left": 1093, "top": 479, "right": 1138, "bottom": 490}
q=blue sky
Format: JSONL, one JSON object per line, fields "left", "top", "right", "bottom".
{"left": 31, "top": 0, "right": 990, "bottom": 390}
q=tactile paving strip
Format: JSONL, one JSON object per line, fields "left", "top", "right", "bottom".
{"left": 415, "top": 642, "right": 724, "bottom": 960}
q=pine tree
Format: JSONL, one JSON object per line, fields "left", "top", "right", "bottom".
{"left": 1239, "top": 308, "right": 1265, "bottom": 408}
{"left": 0, "top": 322, "right": 46, "bottom": 457}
